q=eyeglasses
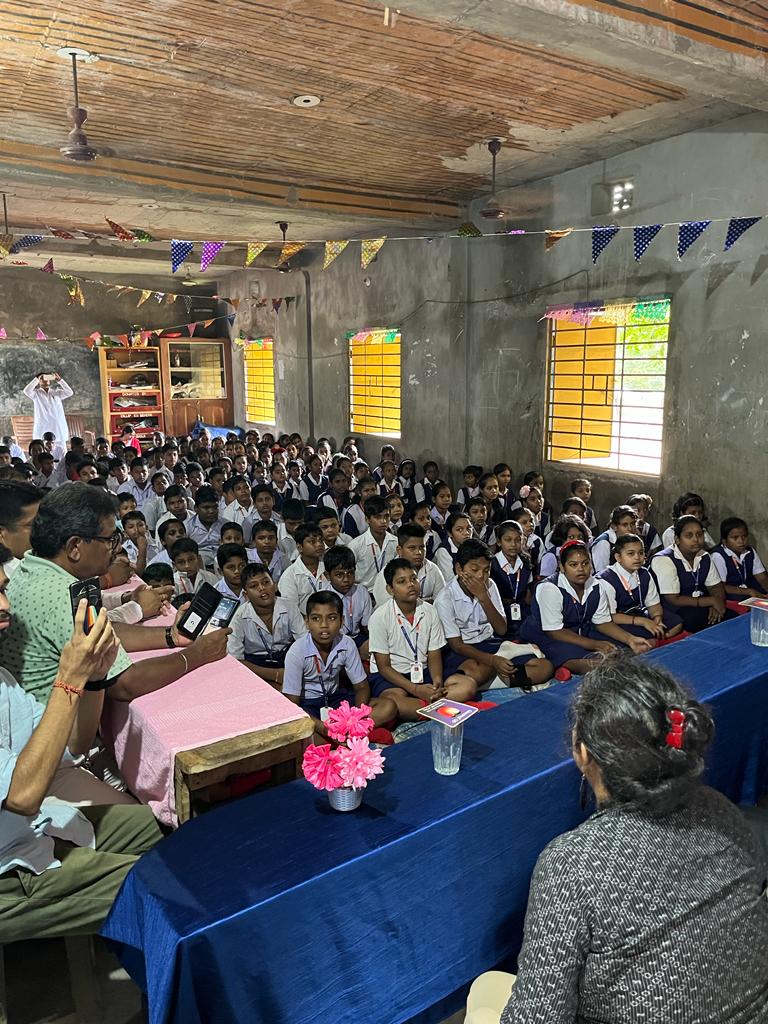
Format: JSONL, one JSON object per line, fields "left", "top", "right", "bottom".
{"left": 80, "top": 530, "right": 122, "bottom": 552}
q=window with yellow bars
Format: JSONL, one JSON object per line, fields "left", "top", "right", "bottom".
{"left": 348, "top": 327, "right": 401, "bottom": 437}
{"left": 545, "top": 298, "right": 671, "bottom": 476}
{"left": 244, "top": 337, "right": 276, "bottom": 425}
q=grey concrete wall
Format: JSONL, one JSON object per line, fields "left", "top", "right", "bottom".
{"left": 0, "top": 271, "right": 189, "bottom": 436}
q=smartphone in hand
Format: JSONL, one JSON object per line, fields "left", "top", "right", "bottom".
{"left": 69, "top": 577, "right": 103, "bottom": 634}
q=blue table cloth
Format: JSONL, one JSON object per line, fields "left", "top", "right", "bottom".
{"left": 102, "top": 616, "right": 768, "bottom": 1024}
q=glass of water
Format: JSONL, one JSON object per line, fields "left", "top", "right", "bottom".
{"left": 431, "top": 721, "right": 464, "bottom": 776}
{"left": 750, "top": 605, "right": 768, "bottom": 647}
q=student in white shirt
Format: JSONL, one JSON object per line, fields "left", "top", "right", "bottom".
{"left": 278, "top": 499, "right": 306, "bottom": 566}
{"left": 368, "top": 558, "right": 475, "bottom": 720}
{"left": 598, "top": 534, "right": 683, "bottom": 639}
{"left": 153, "top": 485, "right": 193, "bottom": 544}
{"left": 170, "top": 538, "right": 218, "bottom": 598}
{"left": 30, "top": 451, "right": 58, "bottom": 490}
{"left": 281, "top": 591, "right": 396, "bottom": 741}
{"left": 651, "top": 515, "right": 729, "bottom": 634}
{"left": 436, "top": 539, "right": 553, "bottom": 691}
{"left": 433, "top": 513, "right": 473, "bottom": 583}
{"left": 215, "top": 543, "right": 248, "bottom": 602}
{"left": 245, "top": 520, "right": 284, "bottom": 583}
{"left": 185, "top": 486, "right": 226, "bottom": 569}
{"left": 661, "top": 493, "right": 716, "bottom": 550}
{"left": 712, "top": 516, "right": 768, "bottom": 599}
{"left": 372, "top": 523, "right": 445, "bottom": 607}
{"left": 227, "top": 564, "right": 306, "bottom": 687}
{"left": 120, "top": 511, "right": 159, "bottom": 574}
{"left": 324, "top": 545, "right": 372, "bottom": 656}
{"left": 314, "top": 508, "right": 352, "bottom": 550}
{"left": 589, "top": 505, "right": 639, "bottom": 574}
{"left": 22, "top": 373, "right": 73, "bottom": 440}
{"left": 347, "top": 496, "right": 398, "bottom": 594}
{"left": 222, "top": 476, "right": 258, "bottom": 535}
{"left": 125, "top": 459, "right": 153, "bottom": 510}
{"left": 277, "top": 523, "right": 329, "bottom": 613}
{"left": 147, "top": 519, "right": 187, "bottom": 568}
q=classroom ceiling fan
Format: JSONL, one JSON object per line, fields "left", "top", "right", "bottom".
{"left": 59, "top": 49, "right": 99, "bottom": 161}
{"left": 479, "top": 138, "right": 507, "bottom": 221}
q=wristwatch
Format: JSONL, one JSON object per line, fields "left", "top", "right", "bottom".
{"left": 165, "top": 626, "right": 177, "bottom": 648}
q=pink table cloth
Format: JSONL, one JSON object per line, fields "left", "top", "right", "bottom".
{"left": 104, "top": 577, "right": 177, "bottom": 627}
{"left": 102, "top": 649, "right": 309, "bottom": 826}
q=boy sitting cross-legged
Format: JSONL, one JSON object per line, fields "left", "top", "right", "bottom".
{"left": 434, "top": 538, "right": 554, "bottom": 693}
{"left": 367, "top": 558, "right": 476, "bottom": 721}
{"left": 282, "top": 591, "right": 397, "bottom": 742}
{"left": 227, "top": 563, "right": 306, "bottom": 688}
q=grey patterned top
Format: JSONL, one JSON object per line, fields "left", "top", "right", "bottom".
{"left": 502, "top": 786, "right": 768, "bottom": 1024}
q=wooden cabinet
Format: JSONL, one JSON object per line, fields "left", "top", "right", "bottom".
{"left": 159, "top": 337, "right": 234, "bottom": 437}
{"left": 98, "top": 347, "right": 165, "bottom": 443}
{"left": 97, "top": 339, "right": 234, "bottom": 442}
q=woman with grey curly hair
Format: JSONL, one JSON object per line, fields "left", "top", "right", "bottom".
{"left": 467, "top": 658, "right": 768, "bottom": 1024}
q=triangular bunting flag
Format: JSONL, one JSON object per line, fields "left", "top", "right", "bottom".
{"left": 164, "top": 293, "right": 175, "bottom": 304}
{"left": 272, "top": 298, "right": 283, "bottom": 313}
{"left": 245, "top": 242, "right": 268, "bottom": 267}
{"left": 724, "top": 216, "right": 761, "bottom": 251}
{"left": 0, "top": 328, "right": 6, "bottom": 339}
{"left": 171, "top": 239, "right": 194, "bottom": 273}
{"left": 154, "top": 292, "right": 165, "bottom": 302}
{"left": 187, "top": 323, "right": 197, "bottom": 337}
{"left": 137, "top": 290, "right": 152, "bottom": 306}
{"left": 230, "top": 298, "right": 241, "bottom": 311}
{"left": 200, "top": 241, "right": 225, "bottom": 272}
{"left": 105, "top": 218, "right": 135, "bottom": 242}
{"left": 69, "top": 281, "right": 85, "bottom": 307}
{"left": 323, "top": 240, "right": 349, "bottom": 270}
{"left": 9, "top": 235, "right": 43, "bottom": 254}
{"left": 182, "top": 295, "right": 193, "bottom": 315}
{"left": 277, "top": 242, "right": 306, "bottom": 267}
{"left": 227, "top": 313, "right": 236, "bottom": 326}
{"left": 456, "top": 222, "right": 482, "bottom": 238}
{"left": 133, "top": 229, "right": 154, "bottom": 243}
{"left": 255, "top": 299, "right": 267, "bottom": 309}
{"left": 41, "top": 258, "right": 54, "bottom": 273}
{"left": 36, "top": 327, "right": 47, "bottom": 340}
{"left": 285, "top": 296, "right": 294, "bottom": 310}
{"left": 591, "top": 225, "right": 620, "bottom": 264}
{"left": 361, "top": 237, "right": 386, "bottom": 269}
{"left": 633, "top": 224, "right": 663, "bottom": 262}
{"left": 545, "top": 228, "right": 573, "bottom": 252}
{"left": 49, "top": 227, "right": 75, "bottom": 239}
{"left": 140, "top": 331, "right": 152, "bottom": 344}
{"left": 677, "top": 221, "right": 711, "bottom": 259}
{"left": 203, "top": 318, "right": 214, "bottom": 328}
{"left": 117, "top": 334, "right": 129, "bottom": 348}
{"left": 0, "top": 234, "right": 11, "bottom": 257}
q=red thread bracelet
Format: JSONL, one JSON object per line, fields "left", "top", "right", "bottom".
{"left": 53, "top": 680, "right": 83, "bottom": 703}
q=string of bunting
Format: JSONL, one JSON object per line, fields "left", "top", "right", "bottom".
{"left": 542, "top": 296, "right": 671, "bottom": 326}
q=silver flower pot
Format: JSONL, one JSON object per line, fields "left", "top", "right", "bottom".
{"left": 328, "top": 786, "right": 363, "bottom": 812}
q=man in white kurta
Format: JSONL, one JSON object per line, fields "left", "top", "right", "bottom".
{"left": 22, "top": 374, "right": 73, "bottom": 442}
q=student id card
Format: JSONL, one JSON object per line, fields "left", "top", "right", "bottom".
{"left": 509, "top": 603, "right": 521, "bottom": 621}
{"left": 410, "top": 661, "right": 423, "bottom": 684}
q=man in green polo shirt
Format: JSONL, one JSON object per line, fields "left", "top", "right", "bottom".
{"left": 3, "top": 483, "right": 229, "bottom": 703}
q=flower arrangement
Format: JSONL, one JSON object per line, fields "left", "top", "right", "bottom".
{"left": 303, "top": 701, "right": 385, "bottom": 801}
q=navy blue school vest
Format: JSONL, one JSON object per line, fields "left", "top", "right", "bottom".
{"left": 598, "top": 566, "right": 653, "bottom": 613}
{"left": 319, "top": 490, "right": 351, "bottom": 512}
{"left": 656, "top": 546, "right": 713, "bottom": 597}
{"left": 639, "top": 521, "right": 659, "bottom": 556}
{"left": 425, "top": 532, "right": 438, "bottom": 561}
{"left": 490, "top": 558, "right": 532, "bottom": 607}
{"left": 590, "top": 530, "right": 611, "bottom": 556}
{"left": 341, "top": 504, "right": 365, "bottom": 539}
{"left": 303, "top": 474, "right": 327, "bottom": 505}
{"left": 530, "top": 573, "right": 601, "bottom": 635}
{"left": 712, "top": 544, "right": 757, "bottom": 589}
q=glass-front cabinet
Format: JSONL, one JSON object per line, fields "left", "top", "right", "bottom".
{"left": 168, "top": 342, "right": 227, "bottom": 400}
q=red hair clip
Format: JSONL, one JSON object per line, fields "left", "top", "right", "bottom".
{"left": 560, "top": 539, "right": 585, "bottom": 554}
{"left": 665, "top": 708, "right": 686, "bottom": 749}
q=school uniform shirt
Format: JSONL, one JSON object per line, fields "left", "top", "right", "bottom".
{"left": 583, "top": 505, "right": 598, "bottom": 533}
{"left": 331, "top": 584, "right": 372, "bottom": 640}
{"left": 342, "top": 504, "right": 367, "bottom": 539}
{"left": 222, "top": 501, "right": 258, "bottom": 536}
{"left": 277, "top": 558, "right": 330, "bottom": 613}
{"left": 30, "top": 469, "right": 58, "bottom": 490}
{"left": 434, "top": 575, "right": 505, "bottom": 646}
{"left": 434, "top": 540, "right": 459, "bottom": 583}
{"left": 327, "top": 532, "right": 353, "bottom": 548}
{"left": 534, "top": 573, "right": 612, "bottom": 631}
{"left": 424, "top": 528, "right": 441, "bottom": 562}
{"left": 490, "top": 552, "right": 531, "bottom": 611}
{"left": 368, "top": 599, "right": 446, "bottom": 675}
{"left": 661, "top": 524, "right": 716, "bottom": 550}
{"left": 637, "top": 520, "right": 662, "bottom": 557}
{"left": 146, "top": 549, "right": 173, "bottom": 568}
{"left": 300, "top": 473, "right": 327, "bottom": 504}
{"left": 246, "top": 547, "right": 284, "bottom": 583}
{"left": 378, "top": 479, "right": 403, "bottom": 499}
{"left": 539, "top": 548, "right": 560, "bottom": 578}
{"left": 214, "top": 578, "right": 244, "bottom": 602}
{"left": 651, "top": 545, "right": 721, "bottom": 596}
{"left": 590, "top": 527, "right": 618, "bottom": 574}
{"left": 528, "top": 534, "right": 543, "bottom": 571}
{"left": 318, "top": 491, "right": 351, "bottom": 513}
{"left": 282, "top": 632, "right": 366, "bottom": 702}
{"left": 413, "top": 479, "right": 434, "bottom": 506}
{"left": 121, "top": 536, "right": 160, "bottom": 566}
{"left": 172, "top": 568, "right": 218, "bottom": 599}
{"left": 388, "top": 518, "right": 403, "bottom": 536}
{"left": 279, "top": 533, "right": 299, "bottom": 565}
{"left": 372, "top": 558, "right": 446, "bottom": 608}
{"left": 185, "top": 514, "right": 226, "bottom": 568}
{"left": 598, "top": 563, "right": 661, "bottom": 615}
{"left": 125, "top": 479, "right": 154, "bottom": 509}
{"left": 475, "top": 523, "right": 497, "bottom": 548}
{"left": 270, "top": 481, "right": 300, "bottom": 513}
{"left": 457, "top": 485, "right": 479, "bottom": 509}
{"left": 141, "top": 494, "right": 167, "bottom": 532}
{"left": 227, "top": 598, "right": 306, "bottom": 661}
{"left": 712, "top": 544, "right": 766, "bottom": 589}
{"left": 153, "top": 510, "right": 192, "bottom": 544}
{"left": 101, "top": 591, "right": 144, "bottom": 625}
{"left": 348, "top": 529, "right": 399, "bottom": 593}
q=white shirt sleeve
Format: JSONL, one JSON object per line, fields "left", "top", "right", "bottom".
{"left": 343, "top": 641, "right": 367, "bottom": 687}
{"left": 599, "top": 578, "right": 618, "bottom": 615}
{"left": 287, "top": 602, "right": 307, "bottom": 640}
{"left": 434, "top": 548, "right": 455, "bottom": 581}
{"left": 711, "top": 551, "right": 728, "bottom": 583}
{"left": 281, "top": 639, "right": 305, "bottom": 697}
{"left": 645, "top": 573, "right": 661, "bottom": 607}
{"left": 367, "top": 605, "right": 390, "bottom": 657}
{"left": 590, "top": 539, "right": 611, "bottom": 574}
{"left": 359, "top": 588, "right": 372, "bottom": 629}
{"left": 105, "top": 600, "right": 143, "bottom": 625}
{"left": 536, "top": 582, "right": 566, "bottom": 631}
{"left": 425, "top": 607, "right": 446, "bottom": 651}
{"left": 227, "top": 606, "right": 247, "bottom": 660}
{"left": 23, "top": 377, "right": 39, "bottom": 399}
{"left": 277, "top": 564, "right": 300, "bottom": 609}
{"left": 434, "top": 589, "right": 460, "bottom": 639}
{"left": 591, "top": 585, "right": 613, "bottom": 626}
{"left": 430, "top": 562, "right": 446, "bottom": 599}
{"left": 651, "top": 555, "right": 679, "bottom": 595}
{"left": 661, "top": 526, "right": 674, "bottom": 549}
{"left": 704, "top": 559, "right": 722, "bottom": 589}
{"left": 372, "top": 570, "right": 388, "bottom": 608}
{"left": 753, "top": 549, "right": 766, "bottom": 575}
{"left": 56, "top": 378, "right": 74, "bottom": 400}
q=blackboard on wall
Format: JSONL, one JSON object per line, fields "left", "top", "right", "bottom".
{"left": 0, "top": 339, "right": 102, "bottom": 434}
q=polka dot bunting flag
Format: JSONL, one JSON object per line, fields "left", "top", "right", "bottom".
{"left": 200, "top": 241, "right": 225, "bottom": 272}
{"left": 723, "top": 217, "right": 761, "bottom": 251}
{"left": 677, "top": 220, "right": 711, "bottom": 259}
{"left": 170, "top": 239, "right": 194, "bottom": 273}
{"left": 591, "top": 225, "right": 619, "bottom": 264}
{"left": 633, "top": 224, "right": 662, "bottom": 262}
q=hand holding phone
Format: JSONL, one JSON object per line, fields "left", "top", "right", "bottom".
{"left": 69, "top": 577, "right": 102, "bottom": 634}
{"left": 58, "top": 600, "right": 120, "bottom": 689}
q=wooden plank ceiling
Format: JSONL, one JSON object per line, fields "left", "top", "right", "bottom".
{"left": 0, "top": 0, "right": 686, "bottom": 219}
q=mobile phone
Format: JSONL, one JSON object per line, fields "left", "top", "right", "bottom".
{"left": 69, "top": 577, "right": 102, "bottom": 634}
{"left": 176, "top": 582, "right": 238, "bottom": 640}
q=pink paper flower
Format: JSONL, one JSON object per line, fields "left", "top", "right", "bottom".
{"left": 302, "top": 744, "right": 344, "bottom": 791}
{"left": 325, "top": 701, "right": 375, "bottom": 742}
{"left": 336, "top": 738, "right": 385, "bottom": 790}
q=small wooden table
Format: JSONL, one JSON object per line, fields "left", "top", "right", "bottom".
{"left": 173, "top": 715, "right": 314, "bottom": 823}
